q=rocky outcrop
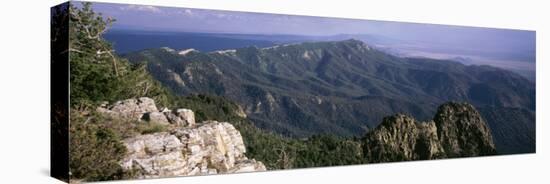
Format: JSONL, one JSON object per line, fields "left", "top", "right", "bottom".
{"left": 362, "top": 115, "right": 444, "bottom": 162}
{"left": 363, "top": 102, "right": 496, "bottom": 162}
{"left": 433, "top": 102, "right": 497, "bottom": 157}
{"left": 120, "top": 121, "right": 266, "bottom": 178}
{"left": 97, "top": 97, "right": 265, "bottom": 179}
{"left": 97, "top": 97, "right": 158, "bottom": 120}
{"left": 97, "top": 97, "right": 195, "bottom": 127}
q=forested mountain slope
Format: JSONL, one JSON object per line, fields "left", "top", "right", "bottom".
{"left": 124, "top": 39, "right": 535, "bottom": 154}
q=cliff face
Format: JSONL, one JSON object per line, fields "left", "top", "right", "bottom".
{"left": 363, "top": 102, "right": 496, "bottom": 163}
{"left": 362, "top": 115, "right": 445, "bottom": 162}
{"left": 433, "top": 102, "right": 497, "bottom": 157}
{"left": 97, "top": 97, "right": 266, "bottom": 179}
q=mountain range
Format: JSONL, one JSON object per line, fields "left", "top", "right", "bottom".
{"left": 107, "top": 30, "right": 535, "bottom": 81}
{"left": 123, "top": 39, "right": 535, "bottom": 154}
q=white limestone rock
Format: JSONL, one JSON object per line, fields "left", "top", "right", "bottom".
{"left": 120, "top": 132, "right": 187, "bottom": 178}
{"left": 97, "top": 97, "right": 158, "bottom": 121}
{"left": 175, "top": 109, "right": 195, "bottom": 127}
{"left": 98, "top": 97, "right": 266, "bottom": 179}
{"left": 142, "top": 112, "right": 169, "bottom": 124}
{"left": 96, "top": 97, "right": 196, "bottom": 127}
{"left": 120, "top": 120, "right": 266, "bottom": 179}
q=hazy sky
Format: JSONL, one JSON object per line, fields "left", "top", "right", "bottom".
{"left": 86, "top": 2, "right": 534, "bottom": 36}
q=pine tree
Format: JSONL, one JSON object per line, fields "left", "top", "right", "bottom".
{"left": 68, "top": 2, "right": 170, "bottom": 108}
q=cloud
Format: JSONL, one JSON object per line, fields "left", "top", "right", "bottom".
{"left": 176, "top": 9, "right": 195, "bottom": 17}
{"left": 184, "top": 9, "right": 193, "bottom": 15}
{"left": 119, "top": 5, "right": 161, "bottom": 13}
{"left": 215, "top": 13, "right": 227, "bottom": 18}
